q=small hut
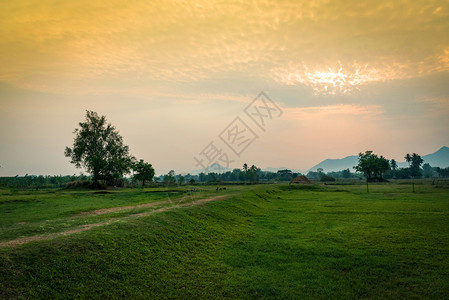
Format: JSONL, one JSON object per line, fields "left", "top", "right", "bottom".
{"left": 290, "top": 175, "right": 312, "bottom": 185}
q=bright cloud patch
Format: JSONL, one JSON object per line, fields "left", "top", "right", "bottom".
{"left": 283, "top": 104, "right": 384, "bottom": 120}
{"left": 270, "top": 62, "right": 418, "bottom": 95}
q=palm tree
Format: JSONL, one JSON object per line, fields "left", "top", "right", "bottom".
{"left": 390, "top": 159, "right": 397, "bottom": 171}
{"left": 411, "top": 153, "right": 423, "bottom": 173}
{"left": 243, "top": 163, "right": 248, "bottom": 172}
{"left": 404, "top": 153, "right": 412, "bottom": 167}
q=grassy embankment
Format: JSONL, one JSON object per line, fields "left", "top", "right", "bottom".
{"left": 1, "top": 182, "right": 448, "bottom": 298}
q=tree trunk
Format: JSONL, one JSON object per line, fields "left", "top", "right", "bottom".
{"left": 93, "top": 174, "right": 99, "bottom": 189}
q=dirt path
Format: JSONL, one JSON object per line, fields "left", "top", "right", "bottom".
{"left": 0, "top": 195, "right": 229, "bottom": 249}
{"left": 80, "top": 198, "right": 183, "bottom": 216}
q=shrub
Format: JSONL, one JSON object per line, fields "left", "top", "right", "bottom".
{"left": 320, "top": 174, "right": 336, "bottom": 182}
{"left": 65, "top": 180, "right": 93, "bottom": 189}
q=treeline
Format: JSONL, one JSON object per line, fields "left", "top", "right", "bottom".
{"left": 0, "top": 174, "right": 88, "bottom": 190}
{"left": 161, "top": 168, "right": 359, "bottom": 185}
{"left": 2, "top": 164, "right": 449, "bottom": 190}
{"left": 154, "top": 166, "right": 302, "bottom": 185}
{"left": 387, "top": 164, "right": 449, "bottom": 179}
{"left": 0, "top": 174, "right": 132, "bottom": 190}
{"left": 353, "top": 151, "right": 449, "bottom": 182}
{"left": 0, "top": 165, "right": 302, "bottom": 189}
{"left": 3, "top": 146, "right": 449, "bottom": 190}
{"left": 305, "top": 168, "right": 357, "bottom": 181}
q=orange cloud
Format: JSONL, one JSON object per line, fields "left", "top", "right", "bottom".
{"left": 283, "top": 104, "right": 384, "bottom": 120}
{"left": 0, "top": 0, "right": 448, "bottom": 96}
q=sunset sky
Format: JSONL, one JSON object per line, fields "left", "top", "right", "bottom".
{"left": 1, "top": 0, "right": 449, "bottom": 176}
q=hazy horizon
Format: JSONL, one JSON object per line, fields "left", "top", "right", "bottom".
{"left": 1, "top": 1, "right": 449, "bottom": 176}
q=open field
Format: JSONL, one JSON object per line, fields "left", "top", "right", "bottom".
{"left": 1, "top": 182, "right": 449, "bottom": 298}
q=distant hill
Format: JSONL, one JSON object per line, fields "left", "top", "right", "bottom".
{"left": 189, "top": 162, "right": 232, "bottom": 175}
{"left": 186, "top": 147, "right": 449, "bottom": 175}
{"left": 418, "top": 146, "right": 449, "bottom": 168}
{"left": 261, "top": 167, "right": 304, "bottom": 173}
{"left": 307, "top": 146, "right": 449, "bottom": 173}
{"left": 395, "top": 146, "right": 449, "bottom": 168}
{"left": 307, "top": 155, "right": 359, "bottom": 173}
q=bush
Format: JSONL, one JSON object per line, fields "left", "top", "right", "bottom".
{"left": 65, "top": 180, "right": 93, "bottom": 189}
{"left": 320, "top": 174, "right": 336, "bottom": 182}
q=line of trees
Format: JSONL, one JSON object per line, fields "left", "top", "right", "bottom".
{"left": 4, "top": 161, "right": 446, "bottom": 190}
{"left": 2, "top": 162, "right": 449, "bottom": 190}
{"left": 306, "top": 168, "right": 357, "bottom": 181}
{"left": 353, "top": 151, "right": 449, "bottom": 181}
{"left": 0, "top": 174, "right": 86, "bottom": 190}
{"left": 0, "top": 166, "right": 298, "bottom": 189}
{"left": 154, "top": 165, "right": 301, "bottom": 185}
{"left": 2, "top": 110, "right": 448, "bottom": 190}
{"left": 61, "top": 111, "right": 305, "bottom": 188}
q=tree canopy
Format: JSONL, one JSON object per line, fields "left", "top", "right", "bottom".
{"left": 64, "top": 110, "right": 134, "bottom": 187}
{"left": 163, "top": 170, "right": 176, "bottom": 185}
{"left": 354, "top": 151, "right": 390, "bottom": 181}
{"left": 408, "top": 153, "right": 424, "bottom": 177}
{"left": 133, "top": 160, "right": 155, "bottom": 187}
{"left": 390, "top": 159, "right": 397, "bottom": 171}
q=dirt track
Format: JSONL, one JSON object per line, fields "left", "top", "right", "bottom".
{"left": 0, "top": 195, "right": 229, "bottom": 248}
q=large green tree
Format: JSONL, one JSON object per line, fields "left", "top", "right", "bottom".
{"left": 277, "top": 169, "right": 293, "bottom": 181}
{"left": 354, "top": 151, "right": 390, "bottom": 181}
{"left": 64, "top": 111, "right": 134, "bottom": 187}
{"left": 133, "top": 159, "right": 155, "bottom": 187}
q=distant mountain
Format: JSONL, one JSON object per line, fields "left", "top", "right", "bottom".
{"left": 188, "top": 162, "right": 232, "bottom": 175}
{"left": 262, "top": 167, "right": 304, "bottom": 173}
{"left": 395, "top": 146, "right": 449, "bottom": 168}
{"left": 307, "top": 146, "right": 449, "bottom": 173}
{"left": 421, "top": 146, "right": 449, "bottom": 167}
{"left": 307, "top": 155, "right": 359, "bottom": 173}
{"left": 262, "top": 167, "right": 289, "bottom": 173}
{"left": 186, "top": 147, "right": 449, "bottom": 175}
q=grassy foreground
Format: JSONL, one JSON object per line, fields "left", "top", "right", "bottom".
{"left": 1, "top": 183, "right": 449, "bottom": 298}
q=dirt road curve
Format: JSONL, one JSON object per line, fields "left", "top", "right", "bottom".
{"left": 0, "top": 195, "right": 229, "bottom": 248}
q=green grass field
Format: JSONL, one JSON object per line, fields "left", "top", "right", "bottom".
{"left": 1, "top": 183, "right": 449, "bottom": 298}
